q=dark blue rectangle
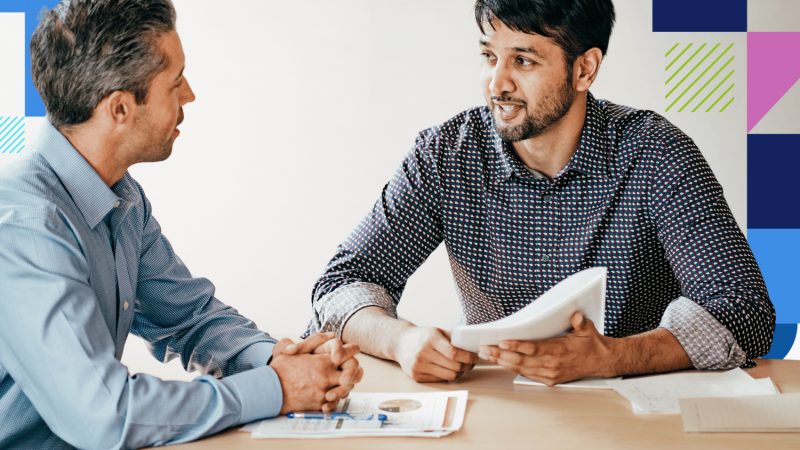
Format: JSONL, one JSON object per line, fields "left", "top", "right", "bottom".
{"left": 748, "top": 134, "right": 800, "bottom": 229}
{"left": 653, "top": 0, "right": 747, "bottom": 32}
{"left": 0, "top": 0, "right": 25, "bottom": 12}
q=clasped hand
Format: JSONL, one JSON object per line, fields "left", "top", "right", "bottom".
{"left": 269, "top": 332, "right": 364, "bottom": 414}
{"left": 478, "top": 312, "right": 613, "bottom": 386}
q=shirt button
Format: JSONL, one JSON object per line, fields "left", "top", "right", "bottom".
{"left": 114, "top": 201, "right": 121, "bottom": 208}
{"left": 541, "top": 254, "right": 550, "bottom": 262}
{"left": 543, "top": 195, "right": 551, "bottom": 202}
{"left": 123, "top": 301, "right": 129, "bottom": 311}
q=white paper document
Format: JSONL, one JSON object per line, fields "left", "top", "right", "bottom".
{"left": 606, "top": 368, "right": 778, "bottom": 414}
{"left": 451, "top": 267, "right": 607, "bottom": 353}
{"left": 244, "top": 391, "right": 468, "bottom": 439}
{"left": 680, "top": 392, "right": 800, "bottom": 432}
{"left": 514, "top": 375, "right": 621, "bottom": 389}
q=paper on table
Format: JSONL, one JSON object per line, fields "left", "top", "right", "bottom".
{"left": 680, "top": 392, "right": 800, "bottom": 432}
{"left": 248, "top": 391, "right": 468, "bottom": 439}
{"left": 606, "top": 368, "right": 778, "bottom": 414}
{"left": 514, "top": 375, "right": 621, "bottom": 389}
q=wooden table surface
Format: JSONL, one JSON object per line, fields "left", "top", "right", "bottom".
{"left": 168, "top": 356, "right": 800, "bottom": 450}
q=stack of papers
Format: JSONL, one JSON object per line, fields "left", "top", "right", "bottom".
{"left": 514, "top": 375, "right": 621, "bottom": 389}
{"left": 680, "top": 392, "right": 800, "bottom": 432}
{"left": 606, "top": 368, "right": 779, "bottom": 414}
{"left": 242, "top": 391, "right": 468, "bottom": 439}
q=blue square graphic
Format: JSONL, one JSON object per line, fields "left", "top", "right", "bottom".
{"left": 748, "top": 134, "right": 800, "bottom": 229}
{"left": 26, "top": 1, "right": 63, "bottom": 117}
{"left": 653, "top": 0, "right": 747, "bottom": 32}
{"left": 0, "top": 1, "right": 25, "bottom": 13}
{"left": 748, "top": 229, "right": 800, "bottom": 324}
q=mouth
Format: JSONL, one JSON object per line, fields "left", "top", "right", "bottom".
{"left": 493, "top": 101, "right": 524, "bottom": 120}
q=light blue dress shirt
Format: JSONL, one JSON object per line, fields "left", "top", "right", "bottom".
{"left": 0, "top": 122, "right": 282, "bottom": 449}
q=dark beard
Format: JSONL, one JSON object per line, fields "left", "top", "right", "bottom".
{"left": 494, "top": 78, "right": 576, "bottom": 143}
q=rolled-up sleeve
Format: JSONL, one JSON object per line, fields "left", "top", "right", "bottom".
{"left": 650, "top": 136, "right": 775, "bottom": 368}
{"left": 307, "top": 133, "right": 445, "bottom": 337}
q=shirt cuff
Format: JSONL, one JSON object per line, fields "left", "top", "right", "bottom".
{"left": 311, "top": 282, "right": 398, "bottom": 339}
{"left": 219, "top": 364, "right": 283, "bottom": 424}
{"left": 227, "top": 341, "right": 276, "bottom": 375}
{"left": 659, "top": 296, "right": 747, "bottom": 370}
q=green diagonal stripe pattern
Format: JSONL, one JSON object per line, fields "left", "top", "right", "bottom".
{"left": 665, "top": 43, "right": 735, "bottom": 113}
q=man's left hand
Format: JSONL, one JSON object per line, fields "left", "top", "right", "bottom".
{"left": 272, "top": 333, "right": 363, "bottom": 411}
{"left": 478, "top": 312, "right": 613, "bottom": 386}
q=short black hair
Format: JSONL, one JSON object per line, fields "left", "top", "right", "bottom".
{"left": 475, "top": 0, "right": 616, "bottom": 67}
{"left": 31, "top": 0, "right": 177, "bottom": 129}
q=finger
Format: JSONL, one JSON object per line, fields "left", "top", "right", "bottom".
{"left": 313, "top": 338, "right": 344, "bottom": 363}
{"left": 291, "top": 332, "right": 336, "bottom": 355}
{"left": 419, "top": 361, "right": 462, "bottom": 382}
{"left": 480, "top": 346, "right": 544, "bottom": 368}
{"left": 272, "top": 338, "right": 296, "bottom": 357}
{"left": 426, "top": 346, "right": 472, "bottom": 373}
{"left": 432, "top": 331, "right": 479, "bottom": 365}
{"left": 570, "top": 312, "right": 597, "bottom": 336}
{"left": 320, "top": 342, "right": 360, "bottom": 367}
{"left": 324, "top": 385, "right": 355, "bottom": 403}
{"left": 497, "top": 340, "right": 539, "bottom": 356}
{"left": 338, "top": 358, "right": 361, "bottom": 385}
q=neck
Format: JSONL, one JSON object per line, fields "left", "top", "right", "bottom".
{"left": 511, "top": 91, "right": 588, "bottom": 180}
{"left": 60, "top": 125, "right": 128, "bottom": 188}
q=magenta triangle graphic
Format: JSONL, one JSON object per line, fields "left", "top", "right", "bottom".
{"left": 748, "top": 32, "right": 800, "bottom": 132}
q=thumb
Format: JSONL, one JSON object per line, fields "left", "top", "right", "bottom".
{"left": 571, "top": 311, "right": 589, "bottom": 331}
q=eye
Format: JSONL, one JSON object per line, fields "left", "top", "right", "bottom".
{"left": 516, "top": 57, "right": 534, "bottom": 67}
{"left": 481, "top": 51, "right": 497, "bottom": 64}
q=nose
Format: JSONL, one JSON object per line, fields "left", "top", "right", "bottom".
{"left": 489, "top": 59, "right": 515, "bottom": 97}
{"left": 180, "top": 76, "right": 196, "bottom": 105}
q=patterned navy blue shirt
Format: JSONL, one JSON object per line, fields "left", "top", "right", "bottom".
{"left": 307, "top": 93, "right": 775, "bottom": 369}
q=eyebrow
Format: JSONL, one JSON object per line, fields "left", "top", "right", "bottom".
{"left": 173, "top": 66, "right": 185, "bottom": 83}
{"left": 479, "top": 38, "right": 544, "bottom": 59}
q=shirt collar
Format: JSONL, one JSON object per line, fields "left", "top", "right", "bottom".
{"left": 35, "top": 121, "right": 122, "bottom": 229}
{"left": 490, "top": 92, "right": 612, "bottom": 184}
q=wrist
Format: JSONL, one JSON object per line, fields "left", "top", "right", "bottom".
{"left": 599, "top": 335, "right": 624, "bottom": 378}
{"left": 388, "top": 322, "right": 417, "bottom": 362}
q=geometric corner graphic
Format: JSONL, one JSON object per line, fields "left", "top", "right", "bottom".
{"left": 665, "top": 43, "right": 735, "bottom": 112}
{"left": 763, "top": 324, "right": 798, "bottom": 359}
{"left": 747, "top": 134, "right": 800, "bottom": 229}
{"left": 0, "top": 117, "right": 25, "bottom": 153}
{"left": 25, "top": 2, "right": 62, "bottom": 117}
{"left": 747, "top": 228, "right": 800, "bottom": 325}
{"left": 653, "top": 0, "right": 747, "bottom": 32}
{"left": 749, "top": 78, "right": 800, "bottom": 134}
{"left": 747, "top": 32, "right": 800, "bottom": 132}
{"left": 748, "top": 0, "right": 800, "bottom": 32}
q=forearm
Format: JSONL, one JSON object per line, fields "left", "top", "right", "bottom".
{"left": 341, "top": 306, "right": 416, "bottom": 361}
{"left": 606, "top": 327, "right": 693, "bottom": 377}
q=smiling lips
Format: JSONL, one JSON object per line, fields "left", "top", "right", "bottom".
{"left": 495, "top": 102, "right": 522, "bottom": 120}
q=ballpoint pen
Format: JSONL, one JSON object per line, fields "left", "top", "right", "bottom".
{"left": 286, "top": 412, "right": 387, "bottom": 421}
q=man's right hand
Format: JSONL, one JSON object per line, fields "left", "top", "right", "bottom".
{"left": 270, "top": 352, "right": 353, "bottom": 414}
{"left": 394, "top": 327, "right": 478, "bottom": 382}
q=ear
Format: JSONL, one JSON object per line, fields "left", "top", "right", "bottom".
{"left": 573, "top": 47, "right": 603, "bottom": 92}
{"left": 103, "top": 91, "right": 139, "bottom": 126}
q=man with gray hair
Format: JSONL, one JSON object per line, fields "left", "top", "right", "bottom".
{"left": 0, "top": 1, "right": 362, "bottom": 448}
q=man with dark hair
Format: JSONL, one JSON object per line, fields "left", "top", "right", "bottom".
{"left": 307, "top": 0, "right": 774, "bottom": 384}
{"left": 0, "top": 1, "right": 362, "bottom": 448}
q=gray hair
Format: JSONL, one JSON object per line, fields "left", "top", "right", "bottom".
{"left": 31, "top": 0, "right": 177, "bottom": 129}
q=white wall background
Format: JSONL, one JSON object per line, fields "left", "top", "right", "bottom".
{"left": 2, "top": 0, "right": 751, "bottom": 380}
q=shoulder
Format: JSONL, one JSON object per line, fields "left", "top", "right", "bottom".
{"left": 600, "top": 99, "right": 703, "bottom": 170}
{"left": 0, "top": 152, "right": 65, "bottom": 227}
{"left": 415, "top": 106, "right": 494, "bottom": 158}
